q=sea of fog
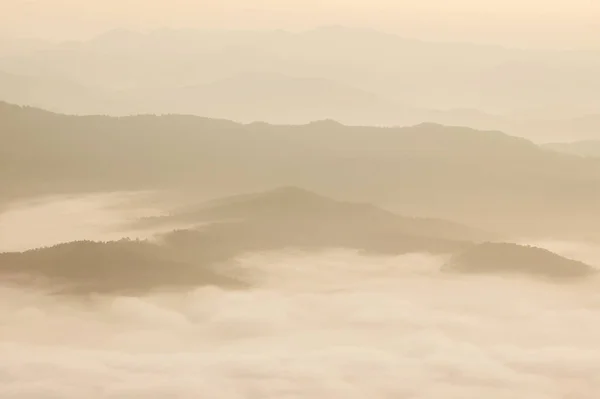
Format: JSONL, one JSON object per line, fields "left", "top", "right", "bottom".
{"left": 0, "top": 192, "right": 175, "bottom": 253}
{"left": 1, "top": 193, "right": 600, "bottom": 398}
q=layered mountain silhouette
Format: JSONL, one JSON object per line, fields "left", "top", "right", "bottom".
{"left": 443, "top": 242, "right": 595, "bottom": 280}
{"left": 3, "top": 102, "right": 600, "bottom": 239}
{"left": 2, "top": 27, "right": 599, "bottom": 113}
{"left": 0, "top": 68, "right": 410, "bottom": 124}
{"left": 2, "top": 27, "right": 600, "bottom": 139}
{"left": 2, "top": 188, "right": 593, "bottom": 293}
{"left": 120, "top": 72, "right": 405, "bottom": 124}
{"left": 0, "top": 70, "right": 117, "bottom": 114}
{"left": 148, "top": 185, "right": 490, "bottom": 248}
{"left": 0, "top": 187, "right": 484, "bottom": 293}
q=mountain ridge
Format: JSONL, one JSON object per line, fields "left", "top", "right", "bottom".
{"left": 3, "top": 102, "right": 600, "bottom": 240}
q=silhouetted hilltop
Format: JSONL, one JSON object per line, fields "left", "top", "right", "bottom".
{"left": 120, "top": 72, "right": 400, "bottom": 124}
{"left": 0, "top": 189, "right": 473, "bottom": 294}
{"left": 3, "top": 102, "right": 600, "bottom": 239}
{"left": 0, "top": 239, "right": 243, "bottom": 294}
{"left": 0, "top": 187, "right": 489, "bottom": 294}
{"left": 154, "top": 186, "right": 491, "bottom": 243}
{"left": 443, "top": 242, "right": 595, "bottom": 280}
{"left": 131, "top": 187, "right": 479, "bottom": 275}
{"left": 198, "top": 186, "right": 339, "bottom": 218}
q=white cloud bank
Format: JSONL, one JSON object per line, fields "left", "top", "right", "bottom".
{"left": 2, "top": 249, "right": 600, "bottom": 398}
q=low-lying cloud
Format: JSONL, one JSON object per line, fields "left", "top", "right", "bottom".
{"left": 2, "top": 249, "right": 600, "bottom": 398}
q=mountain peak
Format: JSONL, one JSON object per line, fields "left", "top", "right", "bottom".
{"left": 306, "top": 119, "right": 345, "bottom": 128}
{"left": 208, "top": 186, "right": 332, "bottom": 212}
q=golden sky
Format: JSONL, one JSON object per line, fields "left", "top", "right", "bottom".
{"left": 2, "top": 0, "right": 599, "bottom": 48}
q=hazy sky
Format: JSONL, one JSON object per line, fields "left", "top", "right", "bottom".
{"left": 2, "top": 0, "right": 600, "bottom": 48}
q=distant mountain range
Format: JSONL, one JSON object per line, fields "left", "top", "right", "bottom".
{"left": 1, "top": 27, "right": 600, "bottom": 140}
{"left": 2, "top": 101, "right": 600, "bottom": 240}
{"left": 3, "top": 26, "right": 598, "bottom": 111}
{"left": 118, "top": 71, "right": 407, "bottom": 124}
{"left": 0, "top": 70, "right": 117, "bottom": 114}
{"left": 2, "top": 69, "right": 600, "bottom": 141}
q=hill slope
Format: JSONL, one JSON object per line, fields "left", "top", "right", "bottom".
{"left": 0, "top": 188, "right": 482, "bottom": 293}
{"left": 0, "top": 239, "right": 244, "bottom": 294}
{"left": 2, "top": 102, "right": 600, "bottom": 239}
{"left": 443, "top": 242, "right": 595, "bottom": 280}
{"left": 149, "top": 186, "right": 490, "bottom": 243}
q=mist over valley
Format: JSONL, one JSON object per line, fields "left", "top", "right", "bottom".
{"left": 2, "top": 6, "right": 600, "bottom": 397}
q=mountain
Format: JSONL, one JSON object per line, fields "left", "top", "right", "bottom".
{"left": 2, "top": 27, "right": 600, "bottom": 134}
{"left": 0, "top": 188, "right": 484, "bottom": 294}
{"left": 2, "top": 27, "right": 600, "bottom": 139}
{"left": 3, "top": 189, "right": 592, "bottom": 293}
{"left": 2, "top": 66, "right": 599, "bottom": 138}
{"left": 154, "top": 187, "right": 478, "bottom": 270}
{"left": 0, "top": 70, "right": 117, "bottom": 114}
{"left": 2, "top": 102, "right": 600, "bottom": 239}
{"left": 504, "top": 114, "right": 600, "bottom": 142}
{"left": 544, "top": 140, "right": 600, "bottom": 158}
{"left": 147, "top": 185, "right": 490, "bottom": 244}
{"left": 119, "top": 72, "right": 406, "bottom": 125}
{"left": 0, "top": 239, "right": 243, "bottom": 294}
{"left": 420, "top": 111, "right": 600, "bottom": 142}
{"left": 443, "top": 242, "right": 595, "bottom": 280}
